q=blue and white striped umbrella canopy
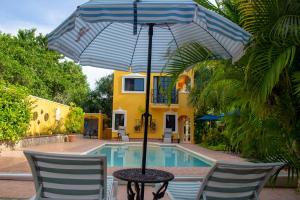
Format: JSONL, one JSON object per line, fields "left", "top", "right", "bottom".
{"left": 48, "top": 0, "right": 250, "bottom": 72}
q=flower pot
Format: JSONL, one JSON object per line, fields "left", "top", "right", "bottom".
{"left": 68, "top": 135, "right": 76, "bottom": 142}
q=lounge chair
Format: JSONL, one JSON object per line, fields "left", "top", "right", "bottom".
{"left": 117, "top": 126, "right": 129, "bottom": 142}
{"left": 165, "top": 161, "right": 283, "bottom": 200}
{"left": 24, "top": 150, "right": 118, "bottom": 200}
{"left": 163, "top": 128, "right": 172, "bottom": 143}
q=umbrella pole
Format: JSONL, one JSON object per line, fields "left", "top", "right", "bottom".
{"left": 141, "top": 23, "right": 154, "bottom": 200}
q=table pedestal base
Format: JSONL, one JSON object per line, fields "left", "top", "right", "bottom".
{"left": 153, "top": 182, "right": 168, "bottom": 200}
{"left": 127, "top": 182, "right": 168, "bottom": 200}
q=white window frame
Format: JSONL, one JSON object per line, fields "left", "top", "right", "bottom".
{"left": 112, "top": 109, "right": 127, "bottom": 132}
{"left": 163, "top": 112, "right": 178, "bottom": 133}
{"left": 122, "top": 73, "right": 146, "bottom": 93}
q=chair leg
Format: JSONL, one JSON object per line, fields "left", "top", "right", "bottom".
{"left": 202, "top": 192, "right": 207, "bottom": 200}
{"left": 31, "top": 185, "right": 42, "bottom": 200}
{"left": 113, "top": 181, "right": 118, "bottom": 200}
{"left": 254, "top": 191, "right": 259, "bottom": 200}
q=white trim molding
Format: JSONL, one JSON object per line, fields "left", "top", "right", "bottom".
{"left": 112, "top": 109, "right": 127, "bottom": 132}
{"left": 163, "top": 112, "right": 178, "bottom": 133}
{"left": 122, "top": 73, "right": 146, "bottom": 94}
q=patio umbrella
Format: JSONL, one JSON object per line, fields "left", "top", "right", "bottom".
{"left": 197, "top": 114, "right": 223, "bottom": 121}
{"left": 48, "top": 0, "right": 250, "bottom": 198}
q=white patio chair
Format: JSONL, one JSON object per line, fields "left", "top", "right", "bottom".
{"left": 165, "top": 161, "right": 283, "bottom": 200}
{"left": 163, "top": 128, "right": 172, "bottom": 143}
{"left": 24, "top": 150, "right": 118, "bottom": 200}
{"left": 117, "top": 126, "right": 129, "bottom": 142}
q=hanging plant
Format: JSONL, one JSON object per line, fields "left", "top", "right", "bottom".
{"left": 150, "top": 121, "right": 156, "bottom": 131}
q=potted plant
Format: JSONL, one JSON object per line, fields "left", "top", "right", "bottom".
{"left": 65, "top": 103, "right": 84, "bottom": 142}
{"left": 150, "top": 121, "right": 156, "bottom": 131}
{"left": 134, "top": 124, "right": 141, "bottom": 132}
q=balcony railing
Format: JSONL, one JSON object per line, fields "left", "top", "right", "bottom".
{"left": 151, "top": 89, "right": 178, "bottom": 104}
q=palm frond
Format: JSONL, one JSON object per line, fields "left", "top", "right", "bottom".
{"left": 245, "top": 44, "right": 296, "bottom": 103}
{"left": 271, "top": 15, "right": 300, "bottom": 45}
{"left": 217, "top": 0, "right": 241, "bottom": 24}
{"left": 195, "top": 0, "right": 244, "bottom": 24}
{"left": 165, "top": 42, "right": 217, "bottom": 95}
{"left": 194, "top": 0, "right": 226, "bottom": 16}
{"left": 238, "top": 0, "right": 278, "bottom": 35}
{"left": 166, "top": 42, "right": 216, "bottom": 75}
{"left": 293, "top": 72, "right": 300, "bottom": 98}
{"left": 238, "top": 0, "right": 300, "bottom": 44}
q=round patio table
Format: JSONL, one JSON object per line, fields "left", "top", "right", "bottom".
{"left": 113, "top": 168, "right": 174, "bottom": 200}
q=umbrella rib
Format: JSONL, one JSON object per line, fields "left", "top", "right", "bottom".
{"left": 162, "top": 24, "right": 182, "bottom": 73}
{"left": 78, "top": 22, "right": 113, "bottom": 58}
{"left": 166, "top": 24, "right": 180, "bottom": 50}
{"left": 192, "top": 22, "right": 233, "bottom": 59}
{"left": 129, "top": 25, "right": 143, "bottom": 67}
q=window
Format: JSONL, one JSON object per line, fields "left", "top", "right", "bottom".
{"left": 153, "top": 76, "right": 177, "bottom": 104}
{"left": 164, "top": 113, "right": 178, "bottom": 132}
{"left": 112, "top": 110, "right": 127, "bottom": 131}
{"left": 122, "top": 76, "right": 145, "bottom": 93}
{"left": 114, "top": 114, "right": 124, "bottom": 129}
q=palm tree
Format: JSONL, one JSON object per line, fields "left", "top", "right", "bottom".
{"left": 167, "top": 0, "right": 300, "bottom": 182}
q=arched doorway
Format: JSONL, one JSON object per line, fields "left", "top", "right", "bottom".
{"left": 178, "top": 115, "right": 191, "bottom": 143}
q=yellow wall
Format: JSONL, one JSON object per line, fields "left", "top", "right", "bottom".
{"left": 27, "top": 96, "right": 70, "bottom": 136}
{"left": 112, "top": 71, "right": 195, "bottom": 143}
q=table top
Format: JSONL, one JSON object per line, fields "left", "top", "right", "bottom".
{"left": 113, "top": 168, "right": 174, "bottom": 183}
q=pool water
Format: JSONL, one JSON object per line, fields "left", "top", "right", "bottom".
{"left": 88, "top": 144, "right": 211, "bottom": 167}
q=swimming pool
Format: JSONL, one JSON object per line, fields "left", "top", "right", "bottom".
{"left": 88, "top": 144, "right": 212, "bottom": 167}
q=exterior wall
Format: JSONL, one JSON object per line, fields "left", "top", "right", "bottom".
{"left": 112, "top": 71, "right": 195, "bottom": 143}
{"left": 27, "top": 96, "right": 71, "bottom": 136}
{"left": 103, "top": 128, "right": 112, "bottom": 140}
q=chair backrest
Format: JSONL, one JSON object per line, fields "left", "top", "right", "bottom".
{"left": 197, "top": 161, "right": 283, "bottom": 200}
{"left": 118, "top": 126, "right": 126, "bottom": 136}
{"left": 24, "top": 150, "right": 107, "bottom": 200}
{"left": 164, "top": 128, "right": 172, "bottom": 138}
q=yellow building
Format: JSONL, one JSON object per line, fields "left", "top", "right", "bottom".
{"left": 112, "top": 70, "right": 195, "bottom": 143}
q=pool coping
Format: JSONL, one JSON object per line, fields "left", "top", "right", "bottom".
{"left": 82, "top": 142, "right": 217, "bottom": 166}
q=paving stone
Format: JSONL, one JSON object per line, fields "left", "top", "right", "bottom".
{"left": 0, "top": 138, "right": 299, "bottom": 199}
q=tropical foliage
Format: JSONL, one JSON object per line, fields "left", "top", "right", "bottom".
{"left": 168, "top": 0, "right": 300, "bottom": 176}
{"left": 0, "top": 81, "right": 31, "bottom": 142}
{"left": 0, "top": 29, "right": 89, "bottom": 106}
{"left": 83, "top": 74, "right": 113, "bottom": 119}
{"left": 65, "top": 103, "right": 85, "bottom": 134}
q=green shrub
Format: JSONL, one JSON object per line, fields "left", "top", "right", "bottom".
{"left": 200, "top": 143, "right": 226, "bottom": 151}
{"left": 65, "top": 103, "right": 84, "bottom": 134}
{"left": 202, "top": 128, "right": 228, "bottom": 147}
{"left": 0, "top": 82, "right": 31, "bottom": 143}
{"left": 194, "top": 119, "right": 204, "bottom": 144}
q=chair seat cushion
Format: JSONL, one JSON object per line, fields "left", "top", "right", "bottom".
{"left": 167, "top": 181, "right": 202, "bottom": 200}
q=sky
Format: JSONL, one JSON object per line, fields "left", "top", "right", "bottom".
{"left": 0, "top": 0, "right": 113, "bottom": 89}
{"left": 0, "top": 0, "right": 215, "bottom": 89}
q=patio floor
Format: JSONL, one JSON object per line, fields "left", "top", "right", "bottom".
{"left": 0, "top": 137, "right": 299, "bottom": 200}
